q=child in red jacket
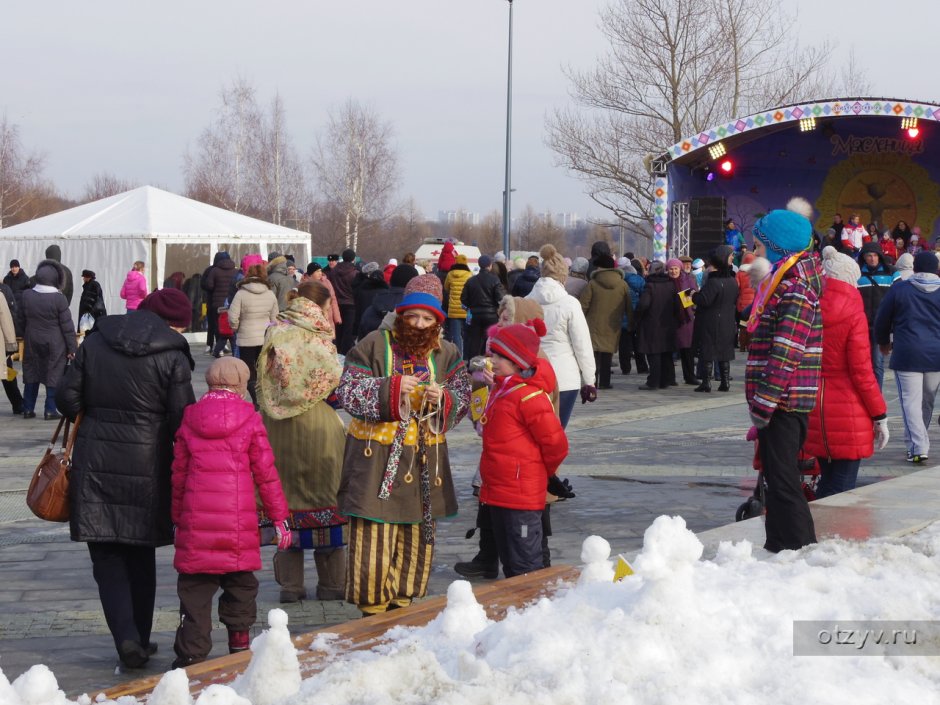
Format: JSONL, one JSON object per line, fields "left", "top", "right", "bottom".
{"left": 170, "top": 357, "right": 292, "bottom": 669}
{"left": 479, "top": 324, "right": 569, "bottom": 577}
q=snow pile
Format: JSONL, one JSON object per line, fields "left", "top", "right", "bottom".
{"left": 5, "top": 514, "right": 940, "bottom": 704}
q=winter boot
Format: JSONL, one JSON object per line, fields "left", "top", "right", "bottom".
{"left": 228, "top": 629, "right": 250, "bottom": 654}
{"left": 314, "top": 547, "right": 347, "bottom": 601}
{"left": 694, "top": 369, "right": 711, "bottom": 392}
{"left": 718, "top": 362, "right": 731, "bottom": 392}
{"left": 273, "top": 549, "right": 307, "bottom": 603}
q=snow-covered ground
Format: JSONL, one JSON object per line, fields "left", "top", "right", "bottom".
{"left": 4, "top": 516, "right": 940, "bottom": 705}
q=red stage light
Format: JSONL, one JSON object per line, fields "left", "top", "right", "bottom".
{"left": 719, "top": 159, "right": 734, "bottom": 175}
{"left": 907, "top": 127, "right": 920, "bottom": 139}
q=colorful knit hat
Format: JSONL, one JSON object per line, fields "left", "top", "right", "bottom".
{"left": 489, "top": 320, "right": 546, "bottom": 370}
{"left": 404, "top": 272, "right": 443, "bottom": 301}
{"left": 395, "top": 292, "right": 446, "bottom": 323}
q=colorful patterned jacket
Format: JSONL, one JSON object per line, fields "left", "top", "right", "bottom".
{"left": 745, "top": 253, "right": 823, "bottom": 423}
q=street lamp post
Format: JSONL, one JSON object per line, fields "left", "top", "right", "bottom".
{"left": 502, "top": 0, "right": 514, "bottom": 259}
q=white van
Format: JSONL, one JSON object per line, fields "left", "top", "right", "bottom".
{"left": 413, "top": 238, "right": 482, "bottom": 267}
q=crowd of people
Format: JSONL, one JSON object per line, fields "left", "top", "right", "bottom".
{"left": 4, "top": 200, "right": 938, "bottom": 672}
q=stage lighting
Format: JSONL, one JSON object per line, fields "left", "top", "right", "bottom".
{"left": 902, "top": 117, "right": 919, "bottom": 130}
{"left": 708, "top": 142, "right": 726, "bottom": 160}
{"left": 719, "top": 158, "right": 734, "bottom": 176}
{"left": 907, "top": 127, "right": 920, "bottom": 139}
{"left": 799, "top": 117, "right": 816, "bottom": 132}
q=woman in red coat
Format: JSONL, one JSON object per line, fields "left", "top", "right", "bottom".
{"left": 804, "top": 248, "right": 889, "bottom": 498}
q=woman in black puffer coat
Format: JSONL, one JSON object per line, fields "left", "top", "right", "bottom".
{"left": 692, "top": 246, "right": 739, "bottom": 392}
{"left": 57, "top": 289, "right": 195, "bottom": 670}
{"left": 635, "top": 261, "right": 681, "bottom": 390}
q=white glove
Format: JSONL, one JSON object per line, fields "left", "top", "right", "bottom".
{"left": 874, "top": 418, "right": 889, "bottom": 451}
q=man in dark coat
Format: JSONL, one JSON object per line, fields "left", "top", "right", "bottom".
{"left": 460, "top": 255, "right": 507, "bottom": 359}
{"left": 3, "top": 260, "right": 30, "bottom": 307}
{"left": 511, "top": 256, "right": 542, "bottom": 297}
{"left": 57, "top": 288, "right": 195, "bottom": 669}
{"left": 17, "top": 259, "right": 77, "bottom": 418}
{"left": 635, "top": 261, "right": 680, "bottom": 390}
{"left": 44, "top": 245, "right": 74, "bottom": 305}
{"left": 351, "top": 262, "right": 389, "bottom": 337}
{"left": 328, "top": 248, "right": 360, "bottom": 354}
{"left": 358, "top": 264, "right": 418, "bottom": 338}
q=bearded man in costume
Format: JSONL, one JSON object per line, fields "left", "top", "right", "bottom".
{"left": 336, "top": 274, "right": 471, "bottom": 614}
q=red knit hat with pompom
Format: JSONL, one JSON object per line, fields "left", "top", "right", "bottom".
{"left": 489, "top": 319, "right": 546, "bottom": 369}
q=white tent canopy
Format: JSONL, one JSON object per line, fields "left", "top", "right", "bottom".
{"left": 0, "top": 186, "right": 310, "bottom": 323}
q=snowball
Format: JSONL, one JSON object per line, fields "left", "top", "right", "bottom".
{"left": 714, "top": 539, "right": 755, "bottom": 565}
{"left": 633, "top": 515, "right": 704, "bottom": 580}
{"left": 148, "top": 668, "right": 193, "bottom": 705}
{"left": 193, "top": 685, "right": 250, "bottom": 705}
{"left": 232, "top": 609, "right": 301, "bottom": 705}
{"left": 12, "top": 665, "right": 66, "bottom": 705}
{"left": 580, "top": 535, "right": 611, "bottom": 564}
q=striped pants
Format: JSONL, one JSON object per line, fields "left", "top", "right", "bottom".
{"left": 346, "top": 516, "right": 434, "bottom": 614}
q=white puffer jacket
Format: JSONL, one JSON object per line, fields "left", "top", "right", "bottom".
{"left": 526, "top": 277, "right": 596, "bottom": 391}
{"left": 228, "top": 280, "right": 278, "bottom": 347}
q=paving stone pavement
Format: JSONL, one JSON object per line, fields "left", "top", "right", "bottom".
{"left": 0, "top": 351, "right": 927, "bottom": 696}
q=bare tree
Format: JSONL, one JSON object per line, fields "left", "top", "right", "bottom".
{"left": 311, "top": 99, "right": 401, "bottom": 252}
{"left": 0, "top": 114, "right": 46, "bottom": 228}
{"left": 253, "top": 93, "right": 307, "bottom": 225}
{"left": 184, "top": 77, "right": 263, "bottom": 214}
{"left": 81, "top": 172, "right": 139, "bottom": 202}
{"left": 839, "top": 47, "right": 872, "bottom": 96}
{"left": 548, "top": 0, "right": 845, "bottom": 227}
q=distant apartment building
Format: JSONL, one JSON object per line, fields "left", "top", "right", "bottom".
{"left": 437, "top": 209, "right": 480, "bottom": 226}
{"left": 538, "top": 211, "right": 579, "bottom": 229}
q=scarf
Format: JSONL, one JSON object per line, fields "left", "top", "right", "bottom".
{"left": 746, "top": 253, "right": 803, "bottom": 333}
{"left": 257, "top": 297, "right": 342, "bottom": 419}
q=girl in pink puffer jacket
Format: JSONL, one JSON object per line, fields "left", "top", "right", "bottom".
{"left": 170, "top": 357, "right": 291, "bottom": 669}
{"left": 119, "top": 261, "right": 149, "bottom": 311}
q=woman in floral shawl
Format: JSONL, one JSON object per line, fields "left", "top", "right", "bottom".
{"left": 336, "top": 273, "right": 471, "bottom": 615}
{"left": 257, "top": 280, "right": 347, "bottom": 603}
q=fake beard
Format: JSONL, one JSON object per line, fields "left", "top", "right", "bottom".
{"left": 393, "top": 315, "right": 442, "bottom": 358}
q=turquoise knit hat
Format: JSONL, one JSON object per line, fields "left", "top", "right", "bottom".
{"left": 752, "top": 210, "right": 813, "bottom": 263}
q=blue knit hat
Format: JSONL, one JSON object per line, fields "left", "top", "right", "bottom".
{"left": 752, "top": 210, "right": 813, "bottom": 263}
{"left": 395, "top": 292, "right": 445, "bottom": 323}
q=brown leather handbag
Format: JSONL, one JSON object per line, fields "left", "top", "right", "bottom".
{"left": 26, "top": 414, "right": 82, "bottom": 522}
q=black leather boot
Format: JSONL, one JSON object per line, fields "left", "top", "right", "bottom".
{"left": 718, "top": 362, "right": 731, "bottom": 392}
{"left": 694, "top": 368, "right": 711, "bottom": 392}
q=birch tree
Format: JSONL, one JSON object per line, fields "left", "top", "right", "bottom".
{"left": 311, "top": 99, "right": 400, "bottom": 252}
{"left": 548, "top": 0, "right": 840, "bottom": 227}
{"left": 0, "top": 114, "right": 46, "bottom": 228}
{"left": 184, "top": 78, "right": 263, "bottom": 214}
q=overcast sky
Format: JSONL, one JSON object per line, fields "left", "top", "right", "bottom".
{"left": 2, "top": 0, "right": 936, "bottom": 224}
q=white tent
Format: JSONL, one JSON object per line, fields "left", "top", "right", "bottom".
{"left": 0, "top": 186, "right": 310, "bottom": 324}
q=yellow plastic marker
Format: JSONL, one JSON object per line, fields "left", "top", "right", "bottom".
{"left": 613, "top": 555, "right": 634, "bottom": 582}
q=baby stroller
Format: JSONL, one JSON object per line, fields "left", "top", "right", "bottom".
{"left": 735, "top": 439, "right": 821, "bottom": 521}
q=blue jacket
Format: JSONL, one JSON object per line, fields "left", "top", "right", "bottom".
{"left": 857, "top": 244, "right": 899, "bottom": 328}
{"left": 874, "top": 274, "right": 940, "bottom": 371}
{"left": 623, "top": 272, "right": 645, "bottom": 330}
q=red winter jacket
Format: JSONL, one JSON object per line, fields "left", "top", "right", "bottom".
{"left": 804, "top": 278, "right": 887, "bottom": 461}
{"left": 480, "top": 358, "right": 569, "bottom": 510}
{"left": 172, "top": 390, "right": 289, "bottom": 574}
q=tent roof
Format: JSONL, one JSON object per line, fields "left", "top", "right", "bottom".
{"left": 0, "top": 185, "right": 309, "bottom": 241}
